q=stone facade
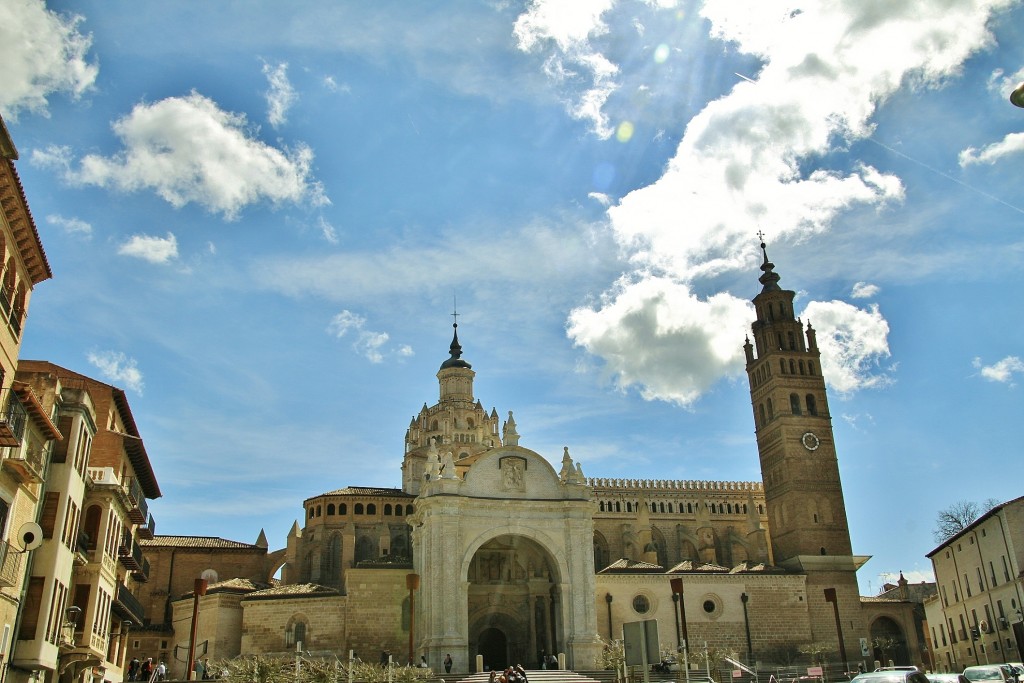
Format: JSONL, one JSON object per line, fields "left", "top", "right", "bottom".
{"left": 150, "top": 248, "right": 927, "bottom": 675}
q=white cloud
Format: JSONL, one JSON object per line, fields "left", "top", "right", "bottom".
{"left": 802, "top": 300, "right": 892, "bottom": 394}
{"left": 262, "top": 61, "right": 297, "bottom": 128}
{"left": 327, "top": 310, "right": 408, "bottom": 364}
{"left": 513, "top": 0, "right": 619, "bottom": 137}
{"left": 959, "top": 132, "right": 1024, "bottom": 167}
{"left": 118, "top": 232, "right": 179, "bottom": 264}
{"left": 543, "top": 0, "right": 1013, "bottom": 406}
{"left": 46, "top": 213, "right": 92, "bottom": 237}
{"left": 851, "top": 281, "right": 879, "bottom": 299}
{"left": 323, "top": 76, "right": 351, "bottom": 94}
{"left": 87, "top": 350, "right": 144, "bottom": 394}
{"left": 31, "top": 144, "right": 73, "bottom": 172}
{"left": 318, "top": 216, "right": 339, "bottom": 244}
{"left": 60, "top": 91, "right": 327, "bottom": 219}
{"left": 987, "top": 66, "right": 1024, "bottom": 98}
{"left": 972, "top": 355, "right": 1024, "bottom": 384}
{"left": 567, "top": 275, "right": 753, "bottom": 407}
{"left": 0, "top": 0, "right": 98, "bottom": 118}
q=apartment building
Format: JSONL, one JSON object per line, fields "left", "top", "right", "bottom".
{"left": 10, "top": 363, "right": 161, "bottom": 683}
{"left": 924, "top": 496, "right": 1024, "bottom": 672}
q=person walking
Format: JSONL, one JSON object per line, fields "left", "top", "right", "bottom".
{"left": 444, "top": 654, "right": 453, "bottom": 674}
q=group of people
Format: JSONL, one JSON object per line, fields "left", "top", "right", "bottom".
{"left": 126, "top": 657, "right": 165, "bottom": 682}
{"left": 489, "top": 664, "right": 529, "bottom": 683}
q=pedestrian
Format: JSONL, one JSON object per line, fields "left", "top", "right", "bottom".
{"left": 419, "top": 655, "right": 428, "bottom": 668}
{"left": 128, "top": 657, "right": 140, "bottom": 681}
{"left": 202, "top": 658, "right": 211, "bottom": 680}
{"left": 156, "top": 661, "right": 167, "bottom": 682}
{"left": 141, "top": 658, "right": 154, "bottom": 682}
{"left": 194, "top": 658, "right": 206, "bottom": 681}
{"left": 444, "top": 654, "right": 453, "bottom": 674}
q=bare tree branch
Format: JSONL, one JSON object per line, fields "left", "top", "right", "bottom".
{"left": 932, "top": 499, "right": 999, "bottom": 543}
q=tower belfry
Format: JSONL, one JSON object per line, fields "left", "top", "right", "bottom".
{"left": 743, "top": 237, "right": 867, "bottom": 657}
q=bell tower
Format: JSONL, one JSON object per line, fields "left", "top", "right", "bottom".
{"left": 744, "top": 238, "right": 867, "bottom": 660}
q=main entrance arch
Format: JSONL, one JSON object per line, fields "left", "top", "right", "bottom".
{"left": 467, "top": 535, "right": 560, "bottom": 671}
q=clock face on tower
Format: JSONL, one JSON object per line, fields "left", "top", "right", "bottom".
{"left": 801, "top": 432, "right": 820, "bottom": 451}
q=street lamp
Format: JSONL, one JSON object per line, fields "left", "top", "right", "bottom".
{"left": 1011, "top": 81, "right": 1024, "bottom": 108}
{"left": 407, "top": 574, "right": 420, "bottom": 667}
{"left": 605, "top": 593, "right": 613, "bottom": 640}
{"left": 740, "top": 593, "right": 752, "bottom": 664}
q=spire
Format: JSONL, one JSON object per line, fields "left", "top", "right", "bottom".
{"left": 757, "top": 232, "right": 782, "bottom": 293}
{"left": 439, "top": 307, "right": 471, "bottom": 370}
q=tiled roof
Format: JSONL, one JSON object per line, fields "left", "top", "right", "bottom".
{"left": 313, "top": 487, "right": 414, "bottom": 498}
{"left": 140, "top": 536, "right": 262, "bottom": 549}
{"left": 208, "top": 578, "right": 273, "bottom": 593}
{"left": 243, "top": 583, "right": 341, "bottom": 600}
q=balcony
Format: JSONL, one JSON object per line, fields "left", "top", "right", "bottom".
{"left": 126, "top": 477, "right": 148, "bottom": 524}
{"left": 0, "top": 390, "right": 27, "bottom": 448}
{"left": 74, "top": 531, "right": 90, "bottom": 566}
{"left": 113, "top": 583, "right": 145, "bottom": 624}
{"left": 0, "top": 540, "right": 22, "bottom": 587}
{"left": 132, "top": 556, "right": 150, "bottom": 583}
{"left": 137, "top": 512, "right": 156, "bottom": 540}
{"left": 117, "top": 531, "right": 142, "bottom": 571}
{"left": 2, "top": 436, "right": 46, "bottom": 483}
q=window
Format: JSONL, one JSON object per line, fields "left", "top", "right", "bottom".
{"left": 367, "top": 504, "right": 376, "bottom": 515}
{"left": 327, "top": 504, "right": 335, "bottom": 515}
{"left": 405, "top": 505, "right": 414, "bottom": 515}
{"left": 632, "top": 594, "right": 650, "bottom": 614}
{"left": 806, "top": 394, "right": 817, "bottom": 416}
{"left": 355, "top": 504, "right": 364, "bottom": 515}
{"left": 339, "top": 503, "right": 347, "bottom": 515}
{"left": 384, "top": 504, "right": 392, "bottom": 515}
{"left": 767, "top": 399, "right": 774, "bottom": 420}
{"left": 790, "top": 394, "right": 801, "bottom": 415}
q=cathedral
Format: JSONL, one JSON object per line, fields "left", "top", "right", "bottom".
{"left": 132, "top": 246, "right": 922, "bottom": 676}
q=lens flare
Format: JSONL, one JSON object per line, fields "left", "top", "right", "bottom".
{"left": 616, "top": 121, "right": 634, "bottom": 143}
{"left": 654, "top": 44, "right": 670, "bottom": 64}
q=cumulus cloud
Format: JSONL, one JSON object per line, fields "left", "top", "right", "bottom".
{"left": 118, "top": 232, "right": 178, "bottom": 264}
{"left": 539, "top": 0, "right": 1012, "bottom": 404}
{"left": 327, "top": 310, "right": 408, "bottom": 364}
{"left": 802, "top": 300, "right": 892, "bottom": 394}
{"left": 262, "top": 61, "right": 297, "bottom": 128}
{"left": 959, "top": 132, "right": 1024, "bottom": 166}
{"left": 973, "top": 355, "right": 1024, "bottom": 384}
{"left": 46, "top": 213, "right": 92, "bottom": 237}
{"left": 567, "top": 276, "right": 753, "bottom": 406}
{"left": 0, "top": 0, "right": 98, "bottom": 118}
{"left": 55, "top": 91, "right": 327, "bottom": 219}
{"left": 87, "top": 350, "right": 144, "bottom": 394}
{"left": 851, "top": 282, "right": 880, "bottom": 299}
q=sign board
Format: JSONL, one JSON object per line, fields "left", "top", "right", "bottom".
{"left": 807, "top": 667, "right": 824, "bottom": 677}
{"left": 623, "top": 620, "right": 660, "bottom": 666}
{"left": 733, "top": 670, "right": 743, "bottom": 678}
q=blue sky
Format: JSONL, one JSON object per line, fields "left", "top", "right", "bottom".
{"left": 2, "top": 0, "right": 1023, "bottom": 595}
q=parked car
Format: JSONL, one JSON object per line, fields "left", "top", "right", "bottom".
{"left": 926, "top": 673, "right": 970, "bottom": 683}
{"left": 851, "top": 670, "right": 931, "bottom": 683}
{"left": 963, "top": 665, "right": 1016, "bottom": 683}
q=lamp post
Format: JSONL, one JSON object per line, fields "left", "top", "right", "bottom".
{"left": 407, "top": 574, "right": 420, "bottom": 667}
{"left": 187, "top": 579, "right": 208, "bottom": 682}
{"left": 672, "top": 593, "right": 682, "bottom": 651}
{"left": 740, "top": 593, "right": 752, "bottom": 664}
{"left": 670, "top": 578, "right": 690, "bottom": 683}
{"left": 605, "top": 593, "right": 613, "bottom": 640}
{"left": 823, "top": 588, "right": 849, "bottom": 673}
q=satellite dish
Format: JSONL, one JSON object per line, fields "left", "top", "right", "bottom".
{"left": 18, "top": 522, "right": 43, "bottom": 552}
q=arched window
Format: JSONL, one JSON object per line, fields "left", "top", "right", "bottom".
{"left": 788, "top": 331, "right": 796, "bottom": 350}
{"left": 780, "top": 359, "right": 786, "bottom": 374}
{"left": 316, "top": 505, "right": 322, "bottom": 516}
{"left": 758, "top": 404, "right": 766, "bottom": 426}
{"left": 384, "top": 504, "right": 392, "bottom": 515}
{"left": 367, "top": 503, "right": 376, "bottom": 515}
{"left": 799, "top": 360, "right": 805, "bottom": 375}
{"left": 354, "top": 503, "right": 364, "bottom": 515}
{"left": 327, "top": 504, "right": 335, "bottom": 515}
{"left": 659, "top": 502, "right": 665, "bottom": 513}
{"left": 820, "top": 547, "right": 827, "bottom": 555}
{"left": 84, "top": 505, "right": 102, "bottom": 550}
{"left": 615, "top": 502, "right": 621, "bottom": 513}
{"left": 339, "top": 503, "right": 347, "bottom": 515}
{"left": 767, "top": 398, "right": 774, "bottom": 420}
{"left": 808, "top": 361, "right": 815, "bottom": 375}
{"left": 789, "top": 359, "right": 796, "bottom": 374}
{"left": 307, "top": 507, "right": 314, "bottom": 519}
{"left": 790, "top": 393, "right": 801, "bottom": 415}
{"left": 806, "top": 394, "right": 817, "bottom": 416}
{"left": 758, "top": 504, "right": 764, "bottom": 514}
{"left": 687, "top": 503, "right": 693, "bottom": 513}
{"left": 405, "top": 505, "right": 414, "bottom": 515}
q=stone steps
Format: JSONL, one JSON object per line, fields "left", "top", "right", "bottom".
{"left": 451, "top": 670, "right": 605, "bottom": 683}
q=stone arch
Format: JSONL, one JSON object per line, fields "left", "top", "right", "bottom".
{"left": 870, "top": 615, "right": 909, "bottom": 665}
{"left": 651, "top": 527, "right": 668, "bottom": 567}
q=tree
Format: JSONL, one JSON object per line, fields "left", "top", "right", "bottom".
{"left": 932, "top": 499, "right": 999, "bottom": 543}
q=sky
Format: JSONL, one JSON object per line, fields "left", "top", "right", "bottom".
{"left": 2, "top": 0, "right": 1023, "bottom": 596}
